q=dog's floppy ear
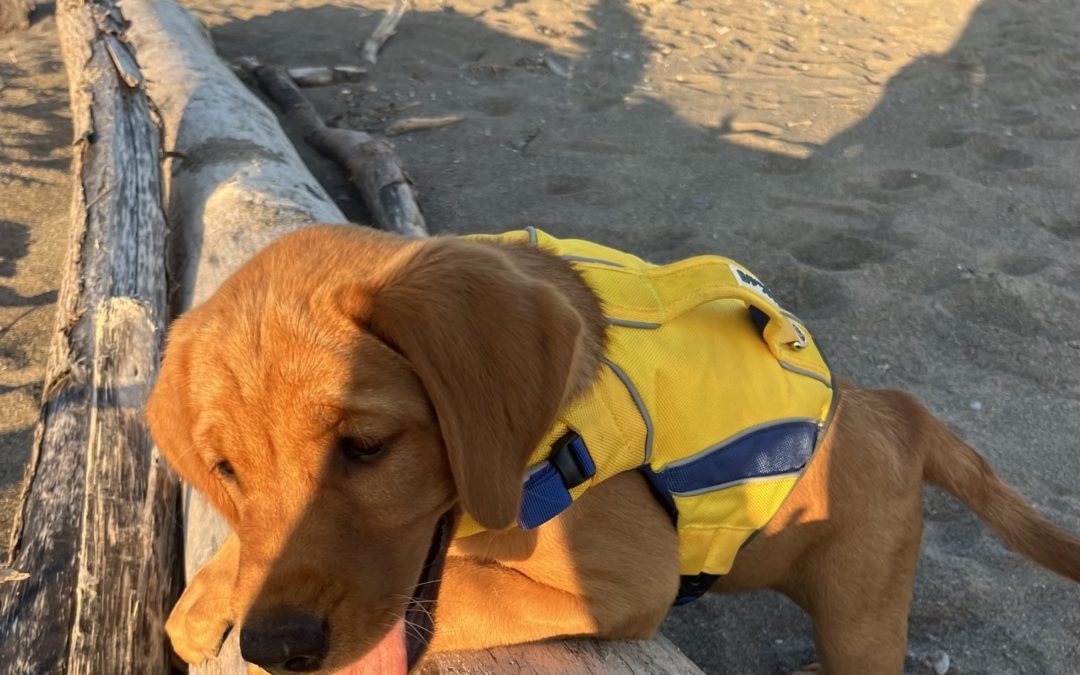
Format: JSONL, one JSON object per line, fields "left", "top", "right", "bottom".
{"left": 360, "top": 237, "right": 585, "bottom": 530}
{"left": 147, "top": 312, "right": 237, "bottom": 524}
{"left": 147, "top": 315, "right": 196, "bottom": 470}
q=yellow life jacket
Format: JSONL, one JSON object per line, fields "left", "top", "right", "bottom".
{"left": 458, "top": 228, "right": 836, "bottom": 603}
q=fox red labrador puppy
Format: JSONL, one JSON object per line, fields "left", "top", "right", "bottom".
{"left": 147, "top": 225, "right": 1080, "bottom": 674}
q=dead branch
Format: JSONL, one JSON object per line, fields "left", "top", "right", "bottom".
{"left": 237, "top": 56, "right": 427, "bottom": 238}
{"left": 361, "top": 0, "right": 408, "bottom": 64}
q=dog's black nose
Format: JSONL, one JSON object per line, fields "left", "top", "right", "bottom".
{"left": 239, "top": 609, "right": 329, "bottom": 672}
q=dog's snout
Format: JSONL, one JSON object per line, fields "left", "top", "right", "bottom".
{"left": 239, "top": 609, "right": 329, "bottom": 672}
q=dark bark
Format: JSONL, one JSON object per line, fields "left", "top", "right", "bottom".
{"left": 237, "top": 57, "right": 428, "bottom": 238}
{"left": 0, "top": 1, "right": 177, "bottom": 673}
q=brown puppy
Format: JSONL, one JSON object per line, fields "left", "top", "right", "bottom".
{"left": 148, "top": 225, "right": 1080, "bottom": 675}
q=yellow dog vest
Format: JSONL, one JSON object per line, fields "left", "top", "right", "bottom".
{"left": 457, "top": 228, "right": 835, "bottom": 603}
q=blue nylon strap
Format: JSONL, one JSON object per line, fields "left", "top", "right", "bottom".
{"left": 518, "top": 464, "right": 573, "bottom": 530}
{"left": 518, "top": 433, "right": 595, "bottom": 530}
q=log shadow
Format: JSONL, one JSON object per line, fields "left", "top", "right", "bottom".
{"left": 0, "top": 220, "right": 59, "bottom": 310}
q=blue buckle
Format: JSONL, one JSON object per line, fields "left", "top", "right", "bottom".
{"left": 518, "top": 432, "right": 596, "bottom": 530}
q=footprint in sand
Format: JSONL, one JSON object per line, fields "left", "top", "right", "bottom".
{"left": 1031, "top": 123, "right": 1080, "bottom": 141}
{"left": 996, "top": 107, "right": 1039, "bottom": 126}
{"left": 973, "top": 140, "right": 1035, "bottom": 170}
{"left": 875, "top": 169, "right": 944, "bottom": 191}
{"left": 582, "top": 96, "right": 623, "bottom": 113}
{"left": 991, "top": 253, "right": 1052, "bottom": 277}
{"left": 749, "top": 154, "right": 810, "bottom": 176}
{"left": 759, "top": 263, "right": 848, "bottom": 319}
{"left": 936, "top": 274, "right": 1077, "bottom": 341}
{"left": 972, "top": 135, "right": 1036, "bottom": 169}
{"left": 926, "top": 127, "right": 972, "bottom": 149}
{"left": 545, "top": 174, "right": 595, "bottom": 196}
{"left": 790, "top": 231, "right": 895, "bottom": 272}
{"left": 843, "top": 169, "right": 946, "bottom": 203}
{"left": 1029, "top": 211, "right": 1080, "bottom": 241}
{"left": 474, "top": 96, "right": 518, "bottom": 117}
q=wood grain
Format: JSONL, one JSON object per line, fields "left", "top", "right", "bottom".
{"left": 0, "top": 1, "right": 177, "bottom": 672}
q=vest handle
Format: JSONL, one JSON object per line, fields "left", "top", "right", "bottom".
{"left": 649, "top": 258, "right": 808, "bottom": 357}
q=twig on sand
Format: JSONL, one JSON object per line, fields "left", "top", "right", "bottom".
{"left": 235, "top": 57, "right": 427, "bottom": 238}
{"left": 386, "top": 114, "right": 465, "bottom": 135}
{"left": 362, "top": 0, "right": 408, "bottom": 65}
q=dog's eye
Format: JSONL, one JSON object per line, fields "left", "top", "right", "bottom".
{"left": 216, "top": 460, "right": 237, "bottom": 480}
{"left": 338, "top": 437, "right": 388, "bottom": 464}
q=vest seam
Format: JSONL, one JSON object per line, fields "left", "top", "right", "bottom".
{"left": 670, "top": 469, "right": 805, "bottom": 497}
{"left": 660, "top": 417, "right": 820, "bottom": 470}
{"left": 777, "top": 359, "right": 832, "bottom": 388}
{"left": 601, "top": 358, "right": 653, "bottom": 463}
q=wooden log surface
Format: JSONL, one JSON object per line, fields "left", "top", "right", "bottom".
{"left": 115, "top": 1, "right": 702, "bottom": 673}
{"left": 0, "top": 0, "right": 176, "bottom": 673}
{"left": 426, "top": 635, "right": 704, "bottom": 674}
{"left": 118, "top": 1, "right": 348, "bottom": 671}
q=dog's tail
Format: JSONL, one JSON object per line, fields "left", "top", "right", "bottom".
{"left": 919, "top": 397, "right": 1080, "bottom": 582}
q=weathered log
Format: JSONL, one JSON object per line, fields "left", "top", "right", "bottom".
{"left": 237, "top": 56, "right": 427, "bottom": 238}
{"left": 425, "top": 635, "right": 705, "bottom": 674}
{"left": 0, "top": 0, "right": 176, "bottom": 673}
{"left": 116, "top": 1, "right": 701, "bottom": 673}
{"left": 117, "top": 1, "right": 347, "bottom": 672}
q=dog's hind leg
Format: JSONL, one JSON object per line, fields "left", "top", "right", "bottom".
{"left": 794, "top": 512, "right": 923, "bottom": 675}
{"left": 712, "top": 385, "right": 928, "bottom": 674}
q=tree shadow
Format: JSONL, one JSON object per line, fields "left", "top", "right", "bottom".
{"left": 0, "top": 15, "right": 71, "bottom": 186}
{"left": 0, "top": 423, "right": 35, "bottom": 490}
{"left": 180, "top": 0, "right": 1080, "bottom": 672}
{"left": 0, "top": 221, "right": 59, "bottom": 310}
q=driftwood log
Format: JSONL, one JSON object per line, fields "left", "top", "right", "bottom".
{"left": 361, "top": 0, "right": 408, "bottom": 64}
{"left": 118, "top": 0, "right": 347, "bottom": 671}
{"left": 0, "top": 0, "right": 176, "bottom": 673}
{"left": 426, "top": 635, "right": 704, "bottom": 674}
{"left": 236, "top": 57, "right": 427, "bottom": 238}
{"left": 32, "top": 0, "right": 702, "bottom": 672}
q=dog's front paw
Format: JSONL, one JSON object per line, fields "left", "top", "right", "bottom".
{"left": 166, "top": 571, "right": 234, "bottom": 665}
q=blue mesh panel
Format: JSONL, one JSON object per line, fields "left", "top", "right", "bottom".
{"left": 661, "top": 421, "right": 818, "bottom": 494}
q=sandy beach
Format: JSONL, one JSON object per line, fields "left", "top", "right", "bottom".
{"left": 0, "top": 5, "right": 70, "bottom": 562}
{"left": 3, "top": 0, "right": 1079, "bottom": 672}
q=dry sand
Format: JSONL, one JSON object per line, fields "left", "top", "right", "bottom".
{"left": 0, "top": 5, "right": 70, "bottom": 562}
{"left": 1, "top": 0, "right": 1078, "bottom": 672}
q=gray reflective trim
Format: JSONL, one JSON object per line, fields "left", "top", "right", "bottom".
{"left": 670, "top": 469, "right": 804, "bottom": 497}
{"left": 605, "top": 317, "right": 661, "bottom": 329}
{"left": 602, "top": 358, "right": 653, "bottom": 462}
{"left": 781, "top": 309, "right": 804, "bottom": 325}
{"left": 662, "top": 417, "right": 820, "bottom": 470}
{"left": 525, "top": 226, "right": 538, "bottom": 247}
{"left": 560, "top": 254, "right": 625, "bottom": 268}
{"left": 778, "top": 360, "right": 832, "bottom": 388}
{"left": 522, "top": 460, "right": 550, "bottom": 481}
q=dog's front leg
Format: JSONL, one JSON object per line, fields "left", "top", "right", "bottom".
{"left": 425, "top": 555, "right": 607, "bottom": 652}
{"left": 166, "top": 532, "right": 240, "bottom": 665}
{"left": 429, "top": 472, "right": 679, "bottom": 653}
